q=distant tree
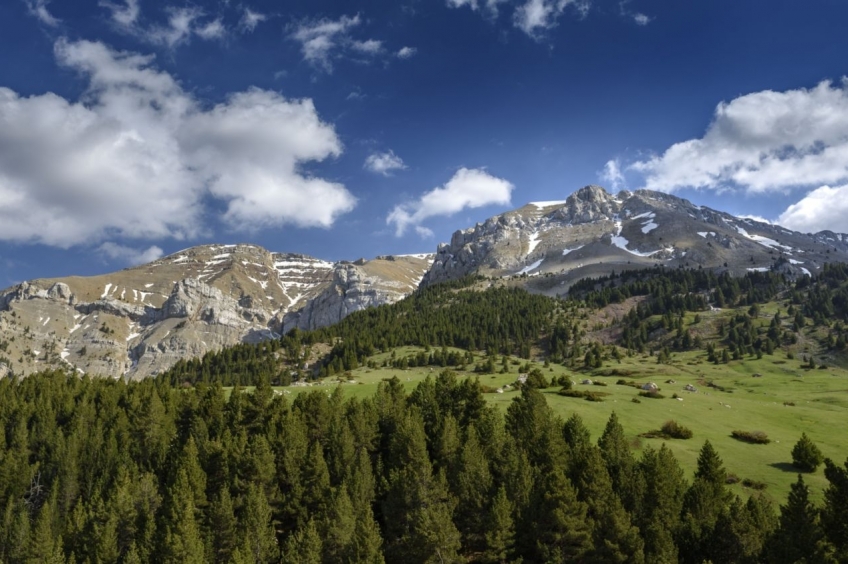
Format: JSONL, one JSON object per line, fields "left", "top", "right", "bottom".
{"left": 792, "top": 433, "right": 824, "bottom": 472}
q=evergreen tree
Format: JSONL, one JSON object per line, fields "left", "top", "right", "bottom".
{"left": 282, "top": 519, "right": 322, "bottom": 564}
{"left": 821, "top": 457, "right": 848, "bottom": 560}
{"left": 482, "top": 486, "right": 515, "bottom": 564}
{"left": 792, "top": 433, "right": 825, "bottom": 472}
{"left": 768, "top": 475, "right": 825, "bottom": 564}
{"left": 160, "top": 468, "right": 205, "bottom": 564}
{"left": 208, "top": 488, "right": 237, "bottom": 563}
{"left": 239, "top": 483, "right": 278, "bottom": 563}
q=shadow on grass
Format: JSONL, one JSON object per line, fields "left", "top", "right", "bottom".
{"left": 769, "top": 462, "right": 799, "bottom": 473}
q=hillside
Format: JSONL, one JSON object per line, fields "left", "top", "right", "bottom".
{"left": 0, "top": 244, "right": 432, "bottom": 379}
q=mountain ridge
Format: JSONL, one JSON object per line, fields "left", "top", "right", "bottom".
{"left": 2, "top": 185, "right": 847, "bottom": 380}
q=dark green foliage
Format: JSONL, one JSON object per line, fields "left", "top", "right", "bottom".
{"left": 768, "top": 475, "right": 825, "bottom": 564}
{"left": 792, "top": 432, "right": 825, "bottom": 472}
{"left": 731, "top": 430, "right": 771, "bottom": 444}
{"left": 0, "top": 366, "right": 842, "bottom": 563}
{"left": 641, "top": 420, "right": 693, "bottom": 440}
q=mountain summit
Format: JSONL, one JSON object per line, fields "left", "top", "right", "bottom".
{"left": 423, "top": 185, "right": 848, "bottom": 294}
{"left": 2, "top": 185, "right": 847, "bottom": 380}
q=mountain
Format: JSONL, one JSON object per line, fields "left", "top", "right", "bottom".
{"left": 0, "top": 244, "right": 432, "bottom": 380}
{"left": 3, "top": 185, "right": 847, "bottom": 381}
{"left": 423, "top": 185, "right": 848, "bottom": 295}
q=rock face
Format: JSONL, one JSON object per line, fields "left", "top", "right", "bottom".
{"left": 0, "top": 244, "right": 432, "bottom": 380}
{"left": 422, "top": 185, "right": 848, "bottom": 294}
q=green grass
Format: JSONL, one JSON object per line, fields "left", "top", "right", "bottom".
{"left": 228, "top": 346, "right": 848, "bottom": 503}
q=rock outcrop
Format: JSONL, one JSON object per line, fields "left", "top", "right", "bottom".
{"left": 422, "top": 186, "right": 848, "bottom": 294}
{"left": 0, "top": 244, "right": 432, "bottom": 380}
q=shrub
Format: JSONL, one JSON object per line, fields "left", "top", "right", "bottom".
{"left": 592, "top": 381, "right": 608, "bottom": 387}
{"left": 742, "top": 478, "right": 768, "bottom": 490}
{"left": 731, "top": 430, "right": 770, "bottom": 444}
{"left": 558, "top": 389, "right": 609, "bottom": 402}
{"left": 639, "top": 391, "right": 665, "bottom": 399}
{"left": 631, "top": 397, "right": 641, "bottom": 404}
{"left": 726, "top": 473, "right": 740, "bottom": 485}
{"left": 525, "top": 368, "right": 550, "bottom": 389}
{"left": 791, "top": 433, "right": 824, "bottom": 472}
{"left": 661, "top": 420, "right": 693, "bottom": 439}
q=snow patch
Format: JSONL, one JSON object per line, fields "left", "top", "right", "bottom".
{"left": 101, "top": 283, "right": 112, "bottom": 298}
{"left": 801, "top": 268, "right": 812, "bottom": 276}
{"left": 516, "top": 259, "right": 544, "bottom": 276}
{"left": 747, "top": 267, "right": 770, "bottom": 273}
{"left": 641, "top": 221, "right": 658, "bottom": 234}
{"left": 562, "top": 245, "right": 584, "bottom": 256}
{"left": 632, "top": 211, "right": 655, "bottom": 220}
{"left": 530, "top": 200, "right": 567, "bottom": 209}
{"left": 697, "top": 232, "right": 715, "bottom": 238}
{"left": 144, "top": 283, "right": 154, "bottom": 288}
{"left": 526, "top": 232, "right": 541, "bottom": 256}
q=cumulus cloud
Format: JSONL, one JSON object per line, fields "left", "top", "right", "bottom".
{"left": 778, "top": 184, "right": 848, "bottom": 234}
{"left": 25, "top": 0, "right": 60, "bottom": 26}
{"left": 239, "top": 8, "right": 267, "bottom": 33}
{"left": 631, "top": 79, "right": 848, "bottom": 194}
{"left": 514, "top": 0, "right": 589, "bottom": 37}
{"left": 195, "top": 19, "right": 226, "bottom": 41}
{"left": 101, "top": 3, "right": 230, "bottom": 47}
{"left": 447, "top": 0, "right": 509, "bottom": 17}
{"left": 364, "top": 150, "right": 407, "bottom": 176}
{"left": 600, "top": 159, "right": 627, "bottom": 191}
{"left": 99, "top": 242, "right": 164, "bottom": 265}
{"left": 632, "top": 13, "right": 651, "bottom": 25}
{"left": 0, "top": 39, "right": 355, "bottom": 248}
{"left": 99, "top": 0, "right": 140, "bottom": 27}
{"left": 290, "top": 15, "right": 363, "bottom": 71}
{"left": 387, "top": 168, "right": 514, "bottom": 236}
{"left": 397, "top": 46, "right": 417, "bottom": 59}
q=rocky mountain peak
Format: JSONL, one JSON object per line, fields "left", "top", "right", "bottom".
{"left": 0, "top": 244, "right": 433, "bottom": 380}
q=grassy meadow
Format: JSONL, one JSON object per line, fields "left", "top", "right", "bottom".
{"left": 230, "top": 343, "right": 848, "bottom": 504}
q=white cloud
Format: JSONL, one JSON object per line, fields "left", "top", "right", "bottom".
{"left": 239, "top": 8, "right": 267, "bottom": 33}
{"left": 387, "top": 168, "right": 514, "bottom": 236}
{"left": 447, "top": 0, "right": 509, "bottom": 17}
{"left": 631, "top": 79, "right": 848, "bottom": 194}
{"left": 25, "top": 0, "right": 60, "bottom": 26}
{"left": 397, "top": 46, "right": 417, "bottom": 59}
{"left": 99, "top": 0, "right": 140, "bottom": 27}
{"left": 779, "top": 184, "right": 848, "bottom": 234}
{"left": 351, "top": 39, "right": 383, "bottom": 54}
{"left": 600, "top": 159, "right": 626, "bottom": 191}
{"left": 290, "top": 15, "right": 363, "bottom": 71}
{"left": 632, "top": 13, "right": 651, "bottom": 25}
{"left": 0, "top": 39, "right": 355, "bottom": 248}
{"left": 99, "top": 242, "right": 164, "bottom": 265}
{"left": 514, "top": 0, "right": 589, "bottom": 36}
{"left": 364, "top": 150, "right": 407, "bottom": 176}
{"left": 147, "top": 7, "right": 204, "bottom": 48}
{"left": 196, "top": 19, "right": 226, "bottom": 41}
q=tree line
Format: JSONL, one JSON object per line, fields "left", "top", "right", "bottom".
{"left": 1, "top": 369, "right": 847, "bottom": 563}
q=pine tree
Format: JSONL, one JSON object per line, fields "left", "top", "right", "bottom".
{"left": 768, "top": 475, "right": 825, "bottom": 564}
{"left": 598, "top": 412, "right": 640, "bottom": 512}
{"left": 678, "top": 441, "right": 733, "bottom": 564}
{"left": 321, "top": 486, "right": 357, "bottom": 563}
{"left": 239, "top": 483, "right": 278, "bottom": 563}
{"left": 209, "top": 488, "right": 237, "bottom": 563}
{"left": 281, "top": 519, "right": 322, "bottom": 564}
{"left": 821, "top": 457, "right": 848, "bottom": 560}
{"left": 636, "top": 445, "right": 686, "bottom": 563}
{"left": 482, "top": 486, "right": 515, "bottom": 564}
{"left": 523, "top": 466, "right": 591, "bottom": 562}
{"left": 159, "top": 469, "right": 206, "bottom": 564}
{"left": 792, "top": 433, "right": 824, "bottom": 472}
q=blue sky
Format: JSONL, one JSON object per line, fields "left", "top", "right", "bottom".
{"left": 1, "top": 0, "right": 847, "bottom": 285}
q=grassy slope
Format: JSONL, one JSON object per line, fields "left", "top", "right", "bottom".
{"left": 238, "top": 340, "right": 847, "bottom": 504}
